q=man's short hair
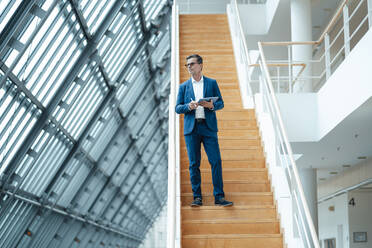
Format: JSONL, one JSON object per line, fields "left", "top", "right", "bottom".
{"left": 186, "top": 54, "right": 203, "bottom": 64}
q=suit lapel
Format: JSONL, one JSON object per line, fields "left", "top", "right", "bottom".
{"left": 187, "top": 79, "right": 196, "bottom": 100}
{"left": 203, "top": 76, "right": 208, "bottom": 97}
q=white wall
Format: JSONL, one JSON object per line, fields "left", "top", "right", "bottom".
{"left": 318, "top": 158, "right": 372, "bottom": 199}
{"left": 318, "top": 193, "right": 349, "bottom": 248}
{"left": 348, "top": 191, "right": 372, "bottom": 248}
{"left": 318, "top": 189, "right": 372, "bottom": 248}
{"left": 276, "top": 93, "right": 318, "bottom": 142}
{"left": 178, "top": 0, "right": 230, "bottom": 14}
{"left": 238, "top": 1, "right": 280, "bottom": 35}
{"left": 239, "top": 4, "right": 267, "bottom": 34}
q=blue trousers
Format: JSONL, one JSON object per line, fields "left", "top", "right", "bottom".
{"left": 184, "top": 121, "right": 224, "bottom": 200}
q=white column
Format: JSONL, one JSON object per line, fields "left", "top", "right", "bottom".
{"left": 299, "top": 168, "right": 318, "bottom": 233}
{"left": 290, "top": 0, "right": 313, "bottom": 92}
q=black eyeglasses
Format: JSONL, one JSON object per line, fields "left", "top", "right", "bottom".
{"left": 184, "top": 62, "right": 199, "bottom": 67}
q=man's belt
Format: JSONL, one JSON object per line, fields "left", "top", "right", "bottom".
{"left": 195, "top": 118, "right": 205, "bottom": 123}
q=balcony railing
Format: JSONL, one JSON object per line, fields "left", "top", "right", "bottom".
{"left": 257, "top": 0, "right": 372, "bottom": 93}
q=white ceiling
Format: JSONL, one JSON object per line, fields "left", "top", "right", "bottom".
{"left": 311, "top": 0, "right": 343, "bottom": 40}
{"left": 292, "top": 96, "right": 372, "bottom": 181}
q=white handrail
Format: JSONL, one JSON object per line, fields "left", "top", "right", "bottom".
{"left": 258, "top": 42, "right": 320, "bottom": 248}
{"left": 167, "top": 2, "right": 180, "bottom": 248}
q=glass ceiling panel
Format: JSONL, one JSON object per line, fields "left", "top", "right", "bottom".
{"left": 11, "top": 122, "right": 73, "bottom": 197}
{"left": 0, "top": 0, "right": 22, "bottom": 34}
{"left": 99, "top": 15, "right": 141, "bottom": 82}
{"left": 0, "top": 78, "right": 41, "bottom": 175}
{"left": 86, "top": 109, "right": 120, "bottom": 161}
{"left": 4, "top": 1, "right": 87, "bottom": 106}
{"left": 0, "top": 0, "right": 172, "bottom": 245}
{"left": 77, "top": 0, "right": 116, "bottom": 35}
{"left": 51, "top": 156, "right": 91, "bottom": 208}
{"left": 143, "top": 0, "right": 167, "bottom": 27}
{"left": 52, "top": 60, "right": 109, "bottom": 140}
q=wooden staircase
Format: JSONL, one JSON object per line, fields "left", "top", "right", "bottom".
{"left": 179, "top": 14, "right": 284, "bottom": 247}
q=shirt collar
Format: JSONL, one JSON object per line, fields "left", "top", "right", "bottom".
{"left": 191, "top": 75, "right": 203, "bottom": 84}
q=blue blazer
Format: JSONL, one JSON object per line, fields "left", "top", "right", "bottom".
{"left": 175, "top": 76, "right": 224, "bottom": 135}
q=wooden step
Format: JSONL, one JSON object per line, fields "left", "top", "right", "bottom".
{"left": 218, "top": 131, "right": 260, "bottom": 141}
{"left": 180, "top": 149, "right": 264, "bottom": 162}
{"left": 180, "top": 48, "right": 233, "bottom": 53}
{"left": 179, "top": 20, "right": 229, "bottom": 25}
{"left": 217, "top": 111, "right": 255, "bottom": 121}
{"left": 179, "top": 20, "right": 229, "bottom": 26}
{"left": 218, "top": 140, "right": 261, "bottom": 149}
{"left": 216, "top": 89, "right": 240, "bottom": 96}
{"left": 181, "top": 181, "right": 270, "bottom": 193}
{"left": 179, "top": 40, "right": 233, "bottom": 48}
{"left": 180, "top": 160, "right": 266, "bottom": 169}
{"left": 180, "top": 25, "right": 230, "bottom": 30}
{"left": 180, "top": 168, "right": 268, "bottom": 181}
{"left": 180, "top": 43, "right": 233, "bottom": 49}
{"left": 216, "top": 78, "right": 241, "bottom": 83}
{"left": 180, "top": 34, "right": 232, "bottom": 40}
{"left": 182, "top": 219, "right": 280, "bottom": 235}
{"left": 218, "top": 120, "right": 258, "bottom": 130}
{"left": 181, "top": 205, "right": 277, "bottom": 220}
{"left": 221, "top": 103, "right": 246, "bottom": 111}
{"left": 180, "top": 142, "right": 262, "bottom": 151}
{"left": 182, "top": 234, "right": 283, "bottom": 248}
{"left": 181, "top": 192, "right": 273, "bottom": 206}
{"left": 213, "top": 83, "right": 238, "bottom": 89}
{"left": 179, "top": 137, "right": 261, "bottom": 148}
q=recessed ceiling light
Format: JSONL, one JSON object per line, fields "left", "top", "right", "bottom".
{"left": 342, "top": 164, "right": 351, "bottom": 168}
{"left": 330, "top": 171, "right": 338, "bottom": 175}
{"left": 354, "top": 134, "right": 359, "bottom": 138}
{"left": 319, "top": 178, "right": 326, "bottom": 181}
{"left": 358, "top": 156, "right": 367, "bottom": 159}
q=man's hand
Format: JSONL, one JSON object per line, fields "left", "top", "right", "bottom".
{"left": 199, "top": 100, "right": 213, "bottom": 110}
{"left": 189, "top": 100, "right": 198, "bottom": 110}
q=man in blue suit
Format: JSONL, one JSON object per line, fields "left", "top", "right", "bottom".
{"left": 175, "top": 54, "right": 233, "bottom": 207}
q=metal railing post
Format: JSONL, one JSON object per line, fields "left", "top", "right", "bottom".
{"left": 288, "top": 45, "right": 292, "bottom": 93}
{"left": 276, "top": 66, "right": 280, "bottom": 93}
{"left": 343, "top": 5, "right": 350, "bottom": 56}
{"left": 324, "top": 34, "right": 331, "bottom": 80}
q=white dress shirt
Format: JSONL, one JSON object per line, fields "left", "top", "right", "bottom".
{"left": 192, "top": 76, "right": 205, "bottom": 119}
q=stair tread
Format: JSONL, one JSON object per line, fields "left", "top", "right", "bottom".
{"left": 182, "top": 192, "right": 272, "bottom": 196}
{"left": 181, "top": 205, "right": 276, "bottom": 210}
{"left": 181, "top": 168, "right": 267, "bottom": 172}
{"left": 181, "top": 179, "right": 269, "bottom": 184}
{"left": 183, "top": 233, "right": 282, "bottom": 239}
{"left": 183, "top": 219, "right": 279, "bottom": 224}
